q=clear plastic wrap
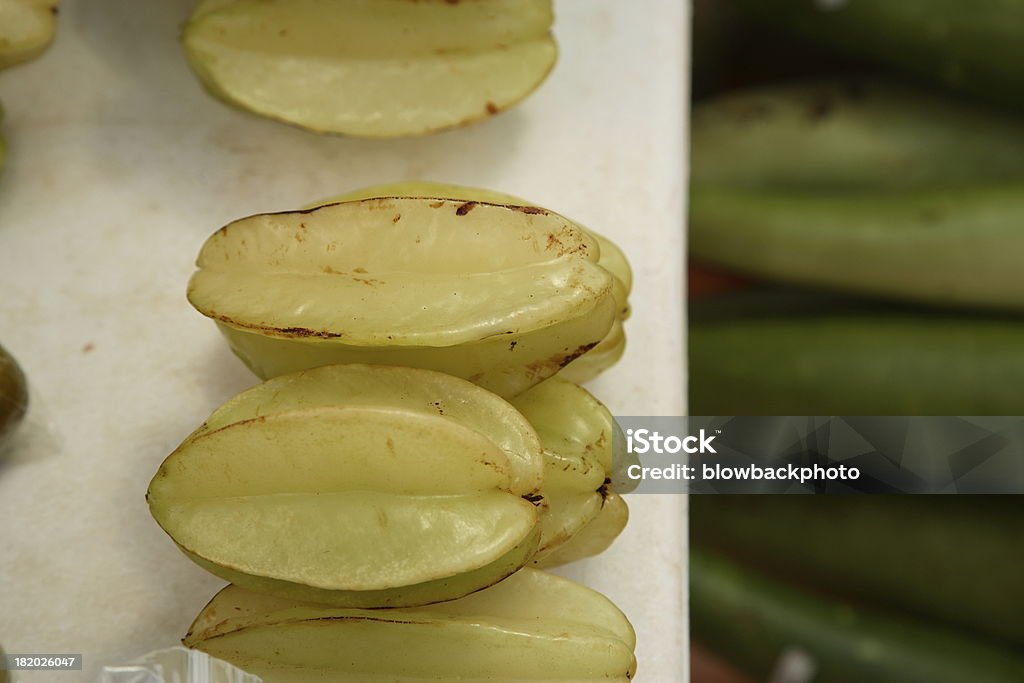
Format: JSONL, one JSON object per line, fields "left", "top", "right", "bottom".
{"left": 95, "top": 647, "right": 260, "bottom": 683}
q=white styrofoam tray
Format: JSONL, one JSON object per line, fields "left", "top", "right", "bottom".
{"left": 0, "top": 1, "right": 689, "bottom": 680}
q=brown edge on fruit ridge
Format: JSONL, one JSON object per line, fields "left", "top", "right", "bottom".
{"left": 162, "top": 525, "right": 538, "bottom": 612}
{"left": 186, "top": 612, "right": 438, "bottom": 646}
{"left": 195, "top": 197, "right": 600, "bottom": 340}
{"left": 212, "top": 196, "right": 564, "bottom": 239}
{"left": 171, "top": 526, "right": 543, "bottom": 622}
{"left": 211, "top": 312, "right": 345, "bottom": 340}
{"left": 558, "top": 341, "right": 600, "bottom": 369}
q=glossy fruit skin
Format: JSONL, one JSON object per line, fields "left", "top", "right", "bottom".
{"left": 213, "top": 302, "right": 615, "bottom": 400}
{"left": 511, "top": 376, "right": 627, "bottom": 566}
{"left": 532, "top": 491, "right": 628, "bottom": 569}
{"left": 183, "top": 0, "right": 557, "bottom": 137}
{"left": 185, "top": 569, "right": 637, "bottom": 682}
{"left": 148, "top": 365, "right": 626, "bottom": 608}
{"left": 189, "top": 196, "right": 620, "bottom": 398}
{"left": 148, "top": 364, "right": 545, "bottom": 608}
{"left": 0, "top": 343, "right": 28, "bottom": 450}
{"left": 309, "top": 181, "right": 632, "bottom": 385}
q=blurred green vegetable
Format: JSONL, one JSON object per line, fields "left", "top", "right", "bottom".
{"left": 690, "top": 82, "right": 1024, "bottom": 309}
{"left": 731, "top": 0, "right": 1024, "bottom": 110}
{"left": 0, "top": 343, "right": 28, "bottom": 449}
{"left": 690, "top": 295, "right": 1024, "bottom": 415}
{"left": 691, "top": 82, "right": 1024, "bottom": 192}
{"left": 692, "top": 496, "right": 1024, "bottom": 648}
{"left": 691, "top": 548, "right": 1024, "bottom": 683}
{"left": 692, "top": 186, "right": 1024, "bottom": 310}
{"left": 692, "top": 1, "right": 870, "bottom": 101}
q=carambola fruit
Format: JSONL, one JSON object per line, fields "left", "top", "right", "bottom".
{"left": 188, "top": 196, "right": 622, "bottom": 398}
{"left": 147, "top": 365, "right": 626, "bottom": 608}
{"left": 185, "top": 568, "right": 637, "bottom": 682}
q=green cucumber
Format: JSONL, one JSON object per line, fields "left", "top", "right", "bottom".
{"left": 691, "top": 82, "right": 1024, "bottom": 192}
{"left": 690, "top": 185, "right": 1024, "bottom": 310}
{"left": 689, "top": 310, "right": 1024, "bottom": 415}
{"left": 691, "top": 496, "right": 1024, "bottom": 648}
{"left": 691, "top": 548, "right": 1024, "bottom": 683}
{"left": 688, "top": 285, "right": 872, "bottom": 323}
{"left": 730, "top": 0, "right": 1024, "bottom": 110}
{"left": 690, "top": 83, "right": 1024, "bottom": 309}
